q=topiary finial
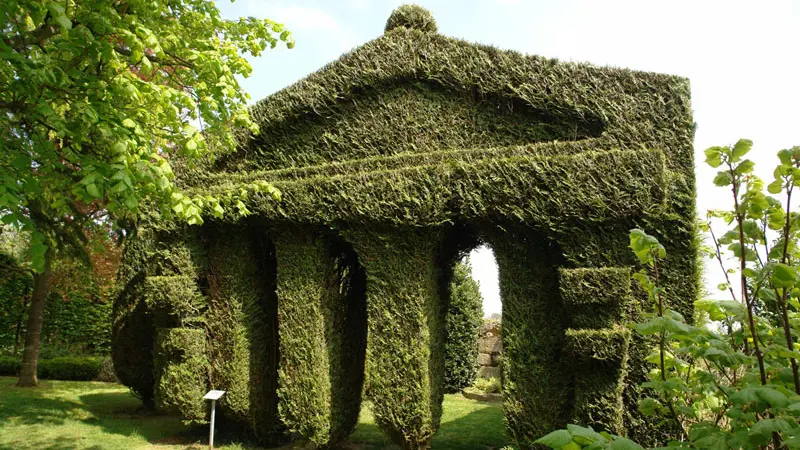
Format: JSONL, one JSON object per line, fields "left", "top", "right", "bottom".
{"left": 384, "top": 4, "right": 438, "bottom": 34}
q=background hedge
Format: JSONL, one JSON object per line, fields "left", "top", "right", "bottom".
{"left": 443, "top": 260, "right": 483, "bottom": 393}
{"left": 0, "top": 355, "right": 111, "bottom": 381}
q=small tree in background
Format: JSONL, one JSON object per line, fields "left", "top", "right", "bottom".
{"left": 444, "top": 259, "right": 484, "bottom": 393}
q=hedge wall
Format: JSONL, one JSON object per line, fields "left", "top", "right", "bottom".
{"left": 272, "top": 229, "right": 367, "bottom": 447}
{"left": 153, "top": 327, "right": 208, "bottom": 423}
{"left": 487, "top": 227, "right": 569, "bottom": 448}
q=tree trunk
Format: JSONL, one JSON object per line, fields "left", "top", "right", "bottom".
{"left": 17, "top": 254, "right": 53, "bottom": 387}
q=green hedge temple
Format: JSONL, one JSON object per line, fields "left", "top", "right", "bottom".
{"left": 112, "top": 5, "right": 697, "bottom": 449}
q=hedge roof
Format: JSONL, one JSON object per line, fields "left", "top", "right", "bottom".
{"left": 199, "top": 17, "right": 691, "bottom": 173}
{"left": 179, "top": 16, "right": 691, "bottom": 228}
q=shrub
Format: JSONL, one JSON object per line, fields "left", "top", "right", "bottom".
{"left": 473, "top": 377, "right": 501, "bottom": 394}
{"left": 37, "top": 357, "right": 102, "bottom": 381}
{"left": 0, "top": 356, "right": 21, "bottom": 376}
{"left": 443, "top": 260, "right": 483, "bottom": 393}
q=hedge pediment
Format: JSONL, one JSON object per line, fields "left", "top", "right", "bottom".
{"left": 224, "top": 79, "right": 604, "bottom": 172}
{"left": 210, "top": 25, "right": 691, "bottom": 177}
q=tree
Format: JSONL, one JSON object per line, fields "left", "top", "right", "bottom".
{"left": 1, "top": 0, "right": 291, "bottom": 386}
{"left": 443, "top": 259, "right": 484, "bottom": 393}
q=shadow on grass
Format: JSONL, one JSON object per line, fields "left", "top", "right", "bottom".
{"left": 431, "top": 404, "right": 507, "bottom": 450}
{"left": 79, "top": 391, "right": 206, "bottom": 446}
{"left": 0, "top": 377, "right": 507, "bottom": 450}
{"left": 343, "top": 399, "right": 507, "bottom": 450}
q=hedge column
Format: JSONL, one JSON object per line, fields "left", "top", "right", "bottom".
{"left": 343, "top": 228, "right": 445, "bottom": 450}
{"left": 560, "top": 267, "right": 633, "bottom": 434}
{"left": 205, "top": 225, "right": 279, "bottom": 441}
{"left": 273, "top": 229, "right": 332, "bottom": 446}
{"left": 485, "top": 226, "right": 570, "bottom": 449}
{"left": 272, "top": 229, "right": 367, "bottom": 446}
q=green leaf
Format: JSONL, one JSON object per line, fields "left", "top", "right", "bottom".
{"left": 86, "top": 183, "right": 101, "bottom": 198}
{"left": 535, "top": 429, "right": 573, "bottom": 448}
{"left": 705, "top": 147, "right": 723, "bottom": 168}
{"left": 713, "top": 172, "right": 733, "bottom": 186}
{"left": 731, "top": 139, "right": 753, "bottom": 161}
{"left": 735, "top": 159, "right": 755, "bottom": 175}
{"left": 609, "top": 437, "right": 645, "bottom": 450}
{"left": 778, "top": 149, "right": 794, "bottom": 165}
{"left": 11, "top": 155, "right": 30, "bottom": 170}
{"left": 122, "top": 118, "right": 136, "bottom": 128}
{"left": 754, "top": 387, "right": 790, "bottom": 408}
{"left": 46, "top": 2, "right": 72, "bottom": 30}
{"left": 768, "top": 180, "right": 784, "bottom": 194}
{"left": 772, "top": 263, "right": 797, "bottom": 289}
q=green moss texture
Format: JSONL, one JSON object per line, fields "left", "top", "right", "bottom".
{"left": 113, "top": 5, "right": 696, "bottom": 449}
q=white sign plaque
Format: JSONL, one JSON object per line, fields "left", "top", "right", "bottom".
{"left": 203, "top": 390, "right": 226, "bottom": 401}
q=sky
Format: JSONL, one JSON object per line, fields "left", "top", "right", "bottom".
{"left": 216, "top": 0, "right": 800, "bottom": 317}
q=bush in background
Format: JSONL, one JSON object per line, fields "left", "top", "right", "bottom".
{"left": 0, "top": 356, "right": 110, "bottom": 382}
{"left": 443, "top": 260, "right": 484, "bottom": 393}
{"left": 473, "top": 377, "right": 502, "bottom": 394}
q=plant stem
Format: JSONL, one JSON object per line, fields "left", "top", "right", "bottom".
{"left": 777, "top": 180, "right": 800, "bottom": 394}
{"left": 730, "top": 165, "right": 767, "bottom": 386}
{"left": 653, "top": 257, "right": 688, "bottom": 440}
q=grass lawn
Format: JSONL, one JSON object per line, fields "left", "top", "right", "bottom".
{"left": 0, "top": 377, "right": 507, "bottom": 449}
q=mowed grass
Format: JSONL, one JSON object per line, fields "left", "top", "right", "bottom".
{"left": 0, "top": 377, "right": 507, "bottom": 449}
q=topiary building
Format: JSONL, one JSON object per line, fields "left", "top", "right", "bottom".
{"left": 113, "top": 5, "right": 697, "bottom": 449}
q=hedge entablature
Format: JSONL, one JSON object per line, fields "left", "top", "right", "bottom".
{"left": 113, "top": 5, "right": 697, "bottom": 450}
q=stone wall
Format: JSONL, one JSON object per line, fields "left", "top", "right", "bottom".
{"left": 476, "top": 321, "right": 502, "bottom": 379}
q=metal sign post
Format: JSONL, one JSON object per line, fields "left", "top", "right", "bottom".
{"left": 203, "top": 390, "right": 226, "bottom": 449}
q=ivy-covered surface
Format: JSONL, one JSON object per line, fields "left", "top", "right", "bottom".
{"left": 113, "top": 4, "right": 696, "bottom": 449}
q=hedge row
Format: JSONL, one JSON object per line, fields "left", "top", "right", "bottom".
{"left": 0, "top": 356, "right": 114, "bottom": 381}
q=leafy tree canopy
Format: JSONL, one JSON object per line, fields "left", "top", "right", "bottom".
{"left": 1, "top": 0, "right": 292, "bottom": 270}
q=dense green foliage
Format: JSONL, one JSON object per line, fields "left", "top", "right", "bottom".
{"left": 113, "top": 5, "right": 696, "bottom": 449}
{"left": 0, "top": 355, "right": 104, "bottom": 381}
{"left": 384, "top": 4, "right": 438, "bottom": 33}
{"left": 0, "top": 233, "right": 119, "bottom": 357}
{"left": 1, "top": 0, "right": 292, "bottom": 257}
{"left": 153, "top": 328, "right": 207, "bottom": 423}
{"left": 443, "top": 260, "right": 483, "bottom": 393}
{"left": 273, "top": 229, "right": 367, "bottom": 446}
{"left": 537, "top": 142, "right": 800, "bottom": 449}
